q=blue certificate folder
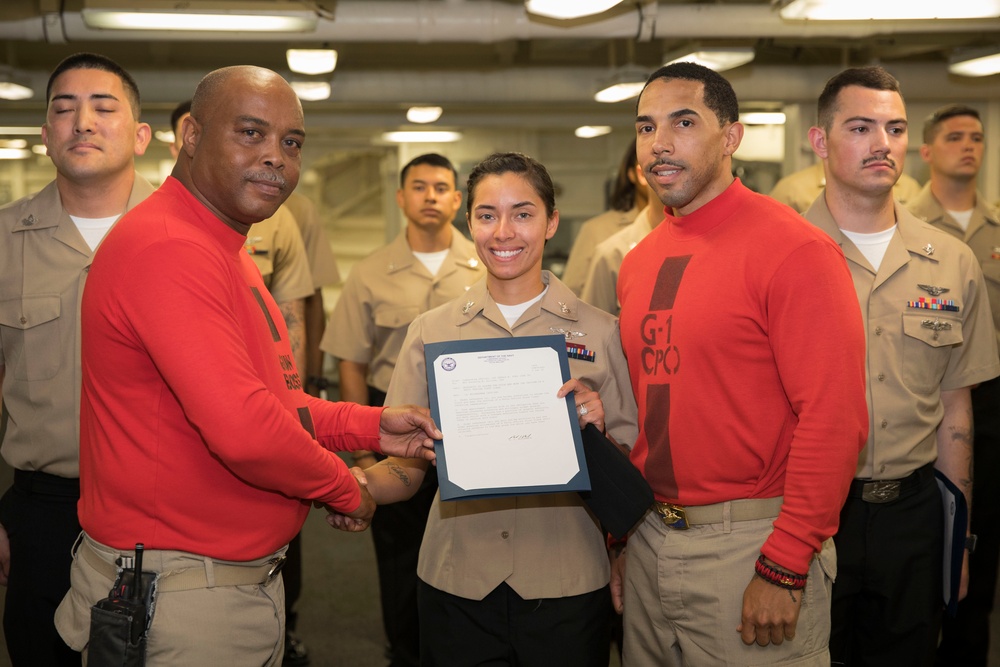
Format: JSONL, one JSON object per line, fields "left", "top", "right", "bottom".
{"left": 424, "top": 334, "right": 591, "bottom": 501}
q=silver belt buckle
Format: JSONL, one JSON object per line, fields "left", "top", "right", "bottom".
{"left": 655, "top": 502, "right": 689, "bottom": 530}
{"left": 266, "top": 555, "right": 287, "bottom": 581}
{"left": 862, "top": 480, "right": 901, "bottom": 503}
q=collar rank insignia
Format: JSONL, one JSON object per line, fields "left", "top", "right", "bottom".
{"left": 908, "top": 297, "right": 959, "bottom": 312}
{"left": 467, "top": 258, "right": 479, "bottom": 268}
{"left": 917, "top": 284, "right": 950, "bottom": 297}
{"left": 462, "top": 300, "right": 475, "bottom": 314}
{"left": 923, "top": 244, "right": 935, "bottom": 255}
{"left": 557, "top": 301, "right": 571, "bottom": 314}
{"left": 20, "top": 214, "right": 35, "bottom": 227}
{"left": 566, "top": 342, "right": 595, "bottom": 363}
{"left": 550, "top": 327, "right": 586, "bottom": 340}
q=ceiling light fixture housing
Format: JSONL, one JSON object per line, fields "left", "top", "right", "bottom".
{"left": 290, "top": 81, "right": 332, "bottom": 101}
{"left": 406, "top": 106, "right": 444, "bottom": 124}
{"left": 739, "top": 112, "right": 787, "bottom": 125}
{"left": 663, "top": 47, "right": 755, "bottom": 72}
{"left": 382, "top": 131, "right": 462, "bottom": 143}
{"left": 575, "top": 125, "right": 613, "bottom": 138}
{"left": 949, "top": 47, "right": 1000, "bottom": 77}
{"left": 81, "top": 0, "right": 318, "bottom": 32}
{"left": 0, "top": 67, "right": 34, "bottom": 101}
{"left": 525, "top": 0, "right": 624, "bottom": 20}
{"left": 779, "top": 0, "right": 1000, "bottom": 20}
{"left": 287, "top": 49, "right": 338, "bottom": 75}
{"left": 594, "top": 68, "right": 649, "bottom": 103}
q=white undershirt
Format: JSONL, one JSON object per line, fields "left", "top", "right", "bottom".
{"left": 841, "top": 226, "right": 896, "bottom": 271}
{"left": 946, "top": 208, "right": 974, "bottom": 232}
{"left": 496, "top": 286, "right": 548, "bottom": 327}
{"left": 70, "top": 214, "right": 120, "bottom": 251}
{"left": 412, "top": 249, "right": 449, "bottom": 277}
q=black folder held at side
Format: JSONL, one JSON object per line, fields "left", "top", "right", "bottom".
{"left": 578, "top": 424, "right": 654, "bottom": 540}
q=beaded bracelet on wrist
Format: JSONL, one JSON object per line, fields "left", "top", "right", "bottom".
{"left": 754, "top": 555, "right": 808, "bottom": 590}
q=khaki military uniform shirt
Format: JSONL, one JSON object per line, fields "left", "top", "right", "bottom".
{"left": 387, "top": 271, "right": 638, "bottom": 600}
{"left": 245, "top": 204, "right": 313, "bottom": 304}
{"left": 0, "top": 175, "right": 155, "bottom": 477}
{"left": 908, "top": 183, "right": 1000, "bottom": 350}
{"left": 283, "top": 192, "right": 341, "bottom": 290}
{"left": 561, "top": 206, "right": 639, "bottom": 296}
{"left": 805, "top": 195, "right": 1000, "bottom": 480}
{"left": 771, "top": 162, "right": 923, "bottom": 213}
{"left": 323, "top": 230, "right": 484, "bottom": 392}
{"left": 580, "top": 205, "right": 655, "bottom": 316}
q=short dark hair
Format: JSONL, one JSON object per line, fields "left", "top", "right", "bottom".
{"left": 46, "top": 52, "right": 141, "bottom": 120}
{"left": 817, "top": 66, "right": 901, "bottom": 131}
{"left": 171, "top": 100, "right": 192, "bottom": 135}
{"left": 400, "top": 153, "right": 458, "bottom": 188}
{"left": 639, "top": 62, "right": 739, "bottom": 126}
{"left": 610, "top": 138, "right": 639, "bottom": 212}
{"left": 923, "top": 103, "right": 981, "bottom": 144}
{"left": 466, "top": 152, "right": 556, "bottom": 219}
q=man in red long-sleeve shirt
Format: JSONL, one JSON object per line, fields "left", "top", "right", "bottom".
{"left": 54, "top": 65, "right": 441, "bottom": 667}
{"left": 614, "top": 62, "right": 868, "bottom": 665}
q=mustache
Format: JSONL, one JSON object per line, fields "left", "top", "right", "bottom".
{"left": 650, "top": 158, "right": 685, "bottom": 170}
{"left": 245, "top": 170, "right": 287, "bottom": 190}
{"left": 862, "top": 155, "right": 896, "bottom": 168}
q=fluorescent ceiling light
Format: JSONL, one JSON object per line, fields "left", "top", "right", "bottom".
{"left": 949, "top": 49, "right": 1000, "bottom": 77}
{"left": 0, "top": 67, "right": 34, "bottom": 100}
{"left": 0, "top": 139, "right": 28, "bottom": 149}
{"left": 0, "top": 127, "right": 42, "bottom": 135}
{"left": 81, "top": 9, "right": 317, "bottom": 32}
{"left": 575, "top": 125, "right": 613, "bottom": 138}
{"left": 594, "top": 68, "right": 648, "bottom": 103}
{"left": 664, "top": 48, "right": 755, "bottom": 72}
{"left": 406, "top": 106, "right": 443, "bottom": 124}
{"left": 290, "top": 81, "right": 331, "bottom": 101}
{"left": 526, "top": 0, "right": 623, "bottom": 20}
{"left": 0, "top": 82, "right": 33, "bottom": 101}
{"left": 287, "top": 49, "right": 338, "bottom": 75}
{"left": 382, "top": 131, "right": 462, "bottom": 143}
{"left": 779, "top": 0, "right": 1000, "bottom": 20}
{"left": 154, "top": 130, "right": 176, "bottom": 144}
{"left": 31, "top": 144, "right": 47, "bottom": 155}
{"left": 739, "top": 112, "right": 786, "bottom": 125}
{"left": 0, "top": 148, "right": 32, "bottom": 160}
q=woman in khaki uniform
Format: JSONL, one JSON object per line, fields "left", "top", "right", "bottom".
{"left": 345, "top": 152, "right": 637, "bottom": 666}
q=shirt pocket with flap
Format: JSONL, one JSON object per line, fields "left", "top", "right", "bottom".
{"left": 901, "top": 312, "right": 963, "bottom": 394}
{"left": 373, "top": 304, "right": 420, "bottom": 333}
{"left": 0, "top": 295, "right": 62, "bottom": 381}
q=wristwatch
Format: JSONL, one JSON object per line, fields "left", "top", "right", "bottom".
{"left": 966, "top": 534, "right": 978, "bottom": 554}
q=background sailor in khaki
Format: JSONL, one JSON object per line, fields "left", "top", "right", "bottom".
{"left": 803, "top": 66, "right": 1000, "bottom": 666}
{"left": 322, "top": 153, "right": 483, "bottom": 667}
{"left": 560, "top": 138, "right": 647, "bottom": 295}
{"left": 0, "top": 52, "right": 153, "bottom": 667}
{"left": 581, "top": 203, "right": 655, "bottom": 316}
{"left": 908, "top": 103, "right": 1000, "bottom": 666}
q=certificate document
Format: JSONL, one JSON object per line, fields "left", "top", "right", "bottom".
{"left": 425, "top": 334, "right": 590, "bottom": 500}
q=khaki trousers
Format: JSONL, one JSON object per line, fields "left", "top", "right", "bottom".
{"left": 623, "top": 509, "right": 836, "bottom": 666}
{"left": 55, "top": 533, "right": 286, "bottom": 667}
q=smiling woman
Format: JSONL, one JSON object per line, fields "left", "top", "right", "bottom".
{"left": 350, "top": 153, "right": 639, "bottom": 666}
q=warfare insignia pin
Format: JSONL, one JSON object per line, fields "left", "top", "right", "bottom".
{"left": 917, "top": 284, "right": 950, "bottom": 297}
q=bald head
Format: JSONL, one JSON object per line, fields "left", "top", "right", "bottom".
{"left": 173, "top": 65, "right": 305, "bottom": 235}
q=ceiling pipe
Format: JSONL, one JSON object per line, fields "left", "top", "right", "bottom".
{"left": 0, "top": 1, "right": 995, "bottom": 43}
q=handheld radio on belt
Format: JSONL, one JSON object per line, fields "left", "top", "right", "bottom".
{"left": 88, "top": 543, "right": 156, "bottom": 667}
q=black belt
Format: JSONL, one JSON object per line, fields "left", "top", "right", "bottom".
{"left": 13, "top": 469, "right": 80, "bottom": 498}
{"left": 847, "top": 462, "right": 934, "bottom": 504}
